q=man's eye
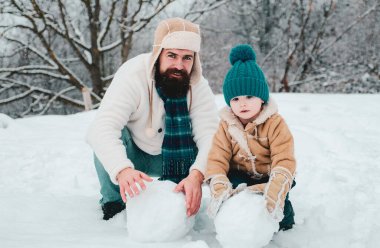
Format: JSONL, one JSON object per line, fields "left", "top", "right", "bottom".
{"left": 168, "top": 54, "right": 175, "bottom": 58}
{"left": 184, "top": 56, "right": 193, "bottom": 61}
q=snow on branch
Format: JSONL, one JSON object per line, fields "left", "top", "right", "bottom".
{"left": 0, "top": 77, "right": 84, "bottom": 107}
{"left": 260, "top": 37, "right": 284, "bottom": 67}
{"left": 1, "top": 35, "right": 57, "bottom": 66}
{"left": 0, "top": 84, "right": 35, "bottom": 104}
{"left": 97, "top": 0, "right": 118, "bottom": 48}
{"left": 0, "top": 82, "right": 16, "bottom": 94}
{"left": 38, "top": 86, "right": 77, "bottom": 115}
{"left": 101, "top": 0, "right": 175, "bottom": 53}
{"left": 184, "top": 0, "right": 230, "bottom": 22}
{"left": 8, "top": 69, "right": 70, "bottom": 80}
{"left": 44, "top": 17, "right": 90, "bottom": 51}
{"left": 20, "top": 93, "right": 46, "bottom": 117}
{"left": 0, "top": 65, "right": 57, "bottom": 72}
{"left": 131, "top": 1, "right": 176, "bottom": 33}
{"left": 98, "top": 39, "right": 122, "bottom": 53}
{"left": 101, "top": 74, "right": 115, "bottom": 83}
{"left": 319, "top": 3, "right": 379, "bottom": 55}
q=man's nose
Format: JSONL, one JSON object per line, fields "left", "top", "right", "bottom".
{"left": 173, "top": 60, "right": 184, "bottom": 70}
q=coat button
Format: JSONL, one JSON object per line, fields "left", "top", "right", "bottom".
{"left": 158, "top": 128, "right": 162, "bottom": 133}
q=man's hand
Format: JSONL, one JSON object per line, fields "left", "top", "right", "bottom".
{"left": 117, "top": 167, "right": 153, "bottom": 203}
{"left": 173, "top": 170, "right": 204, "bottom": 217}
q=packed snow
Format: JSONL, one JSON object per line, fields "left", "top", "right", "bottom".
{"left": 215, "top": 192, "right": 278, "bottom": 248}
{"left": 126, "top": 180, "right": 194, "bottom": 242}
{"left": 1, "top": 93, "right": 380, "bottom": 248}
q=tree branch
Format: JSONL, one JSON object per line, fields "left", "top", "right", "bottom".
{"left": 38, "top": 86, "right": 77, "bottom": 115}
{"left": 319, "top": 3, "right": 378, "bottom": 55}
{"left": 0, "top": 77, "right": 84, "bottom": 107}
{"left": 185, "top": 0, "right": 230, "bottom": 22}
{"left": 98, "top": 0, "right": 118, "bottom": 47}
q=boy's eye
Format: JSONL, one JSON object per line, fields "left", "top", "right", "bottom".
{"left": 232, "top": 97, "right": 239, "bottom": 101}
{"left": 247, "top": 96, "right": 254, "bottom": 99}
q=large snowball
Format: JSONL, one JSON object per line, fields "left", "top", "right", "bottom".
{"left": 126, "top": 180, "right": 194, "bottom": 242}
{"left": 214, "top": 191, "right": 279, "bottom": 248}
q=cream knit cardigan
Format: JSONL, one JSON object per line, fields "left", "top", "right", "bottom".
{"left": 86, "top": 53, "right": 218, "bottom": 184}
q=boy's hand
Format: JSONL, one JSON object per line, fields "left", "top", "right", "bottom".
{"left": 264, "top": 171, "right": 290, "bottom": 221}
{"left": 207, "top": 175, "right": 232, "bottom": 219}
{"left": 209, "top": 175, "right": 232, "bottom": 198}
{"left": 246, "top": 167, "right": 293, "bottom": 221}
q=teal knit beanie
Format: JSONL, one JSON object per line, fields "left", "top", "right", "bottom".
{"left": 223, "top": 44, "right": 269, "bottom": 106}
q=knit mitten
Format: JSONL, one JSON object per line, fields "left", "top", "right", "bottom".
{"left": 207, "top": 175, "right": 232, "bottom": 219}
{"left": 246, "top": 167, "right": 293, "bottom": 221}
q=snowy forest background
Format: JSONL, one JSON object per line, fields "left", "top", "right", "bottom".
{"left": 0, "top": 0, "right": 379, "bottom": 118}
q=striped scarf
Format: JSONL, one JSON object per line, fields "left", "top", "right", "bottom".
{"left": 156, "top": 87, "right": 198, "bottom": 183}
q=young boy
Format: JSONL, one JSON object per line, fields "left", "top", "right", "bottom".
{"left": 205, "top": 44, "right": 296, "bottom": 230}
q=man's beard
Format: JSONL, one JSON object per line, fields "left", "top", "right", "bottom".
{"left": 155, "top": 68, "right": 191, "bottom": 99}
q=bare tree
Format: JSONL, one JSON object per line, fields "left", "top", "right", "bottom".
{"left": 198, "top": 0, "right": 379, "bottom": 94}
{"left": 2, "top": 0, "right": 378, "bottom": 117}
{"left": 279, "top": 0, "right": 379, "bottom": 92}
{"left": 0, "top": 0, "right": 178, "bottom": 117}
{"left": 0, "top": 0, "right": 228, "bottom": 117}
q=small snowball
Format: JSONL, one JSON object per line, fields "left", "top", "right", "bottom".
{"left": 126, "top": 180, "right": 194, "bottom": 242}
{"left": 214, "top": 191, "right": 279, "bottom": 248}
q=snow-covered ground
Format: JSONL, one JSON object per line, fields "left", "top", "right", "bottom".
{"left": 1, "top": 93, "right": 380, "bottom": 248}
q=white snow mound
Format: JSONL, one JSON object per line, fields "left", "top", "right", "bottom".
{"left": 182, "top": 240, "right": 210, "bottom": 248}
{"left": 214, "top": 191, "right": 279, "bottom": 248}
{"left": 126, "top": 180, "right": 195, "bottom": 242}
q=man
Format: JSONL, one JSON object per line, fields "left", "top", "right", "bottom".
{"left": 86, "top": 17, "right": 219, "bottom": 220}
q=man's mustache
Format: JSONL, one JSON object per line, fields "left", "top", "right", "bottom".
{"left": 164, "top": 68, "right": 189, "bottom": 78}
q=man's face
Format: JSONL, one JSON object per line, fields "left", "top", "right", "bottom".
{"left": 158, "top": 49, "right": 194, "bottom": 78}
{"left": 155, "top": 49, "right": 195, "bottom": 98}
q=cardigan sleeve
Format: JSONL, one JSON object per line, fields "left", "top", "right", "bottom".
{"left": 86, "top": 61, "right": 141, "bottom": 184}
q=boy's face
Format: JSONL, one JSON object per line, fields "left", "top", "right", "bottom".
{"left": 230, "top": 95, "right": 264, "bottom": 124}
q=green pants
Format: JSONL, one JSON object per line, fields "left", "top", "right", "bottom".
{"left": 94, "top": 127, "right": 163, "bottom": 205}
{"left": 227, "top": 170, "right": 296, "bottom": 230}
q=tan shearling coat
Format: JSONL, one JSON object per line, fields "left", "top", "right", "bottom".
{"left": 205, "top": 98, "right": 296, "bottom": 181}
